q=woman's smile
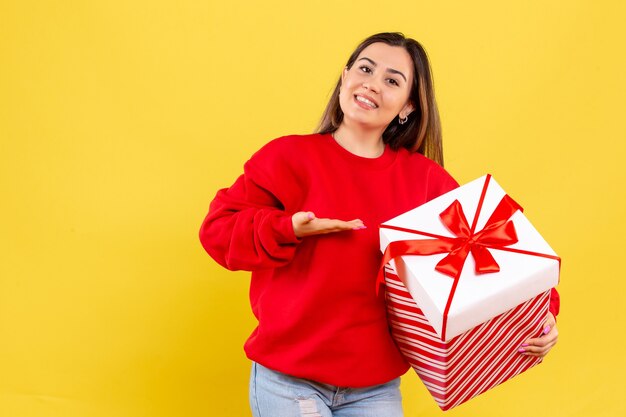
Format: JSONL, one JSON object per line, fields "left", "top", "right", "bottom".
{"left": 354, "top": 94, "right": 379, "bottom": 109}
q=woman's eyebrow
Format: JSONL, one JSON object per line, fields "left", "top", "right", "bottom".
{"left": 357, "top": 57, "right": 407, "bottom": 82}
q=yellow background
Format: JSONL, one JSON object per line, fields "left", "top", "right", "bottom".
{"left": 1, "top": 1, "right": 625, "bottom": 416}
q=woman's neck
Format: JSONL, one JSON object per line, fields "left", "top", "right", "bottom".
{"left": 332, "top": 123, "right": 385, "bottom": 158}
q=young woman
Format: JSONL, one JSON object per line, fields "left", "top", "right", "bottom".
{"left": 199, "top": 32, "right": 559, "bottom": 417}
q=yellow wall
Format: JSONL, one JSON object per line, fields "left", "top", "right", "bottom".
{"left": 1, "top": 1, "right": 624, "bottom": 416}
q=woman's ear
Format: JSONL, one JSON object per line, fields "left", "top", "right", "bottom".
{"left": 400, "top": 101, "right": 416, "bottom": 119}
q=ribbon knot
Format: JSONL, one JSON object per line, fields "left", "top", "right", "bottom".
{"left": 433, "top": 196, "right": 521, "bottom": 277}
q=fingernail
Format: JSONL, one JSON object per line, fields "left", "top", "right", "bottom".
{"left": 522, "top": 343, "right": 529, "bottom": 347}
{"left": 307, "top": 213, "right": 315, "bottom": 220}
{"left": 518, "top": 348, "right": 526, "bottom": 353}
{"left": 544, "top": 325, "right": 551, "bottom": 335}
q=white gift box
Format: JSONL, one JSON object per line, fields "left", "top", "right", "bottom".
{"left": 379, "top": 174, "right": 560, "bottom": 342}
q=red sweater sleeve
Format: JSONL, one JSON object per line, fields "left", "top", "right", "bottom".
{"left": 198, "top": 147, "right": 301, "bottom": 271}
{"left": 549, "top": 287, "right": 560, "bottom": 318}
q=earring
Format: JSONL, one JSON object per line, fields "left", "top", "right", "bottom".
{"left": 399, "top": 115, "right": 408, "bottom": 125}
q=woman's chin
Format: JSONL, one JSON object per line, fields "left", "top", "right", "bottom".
{"left": 342, "top": 114, "right": 389, "bottom": 131}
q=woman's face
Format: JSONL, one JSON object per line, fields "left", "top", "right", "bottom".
{"left": 339, "top": 42, "right": 415, "bottom": 131}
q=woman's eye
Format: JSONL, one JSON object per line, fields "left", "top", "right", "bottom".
{"left": 388, "top": 79, "right": 399, "bottom": 86}
{"left": 359, "top": 65, "right": 372, "bottom": 73}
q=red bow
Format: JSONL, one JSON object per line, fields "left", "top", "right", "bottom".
{"left": 378, "top": 194, "right": 522, "bottom": 284}
{"left": 434, "top": 195, "right": 522, "bottom": 276}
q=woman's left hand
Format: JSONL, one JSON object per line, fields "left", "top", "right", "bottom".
{"left": 519, "top": 312, "right": 558, "bottom": 358}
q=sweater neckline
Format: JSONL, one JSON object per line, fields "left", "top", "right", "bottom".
{"left": 320, "top": 132, "right": 397, "bottom": 169}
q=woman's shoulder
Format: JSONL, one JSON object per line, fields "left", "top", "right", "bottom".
{"left": 243, "top": 133, "right": 324, "bottom": 174}
{"left": 260, "top": 132, "right": 324, "bottom": 151}
{"left": 249, "top": 133, "right": 325, "bottom": 162}
{"left": 395, "top": 147, "right": 446, "bottom": 172}
{"left": 396, "top": 147, "right": 459, "bottom": 189}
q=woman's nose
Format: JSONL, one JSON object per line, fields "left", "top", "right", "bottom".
{"left": 362, "top": 79, "right": 381, "bottom": 93}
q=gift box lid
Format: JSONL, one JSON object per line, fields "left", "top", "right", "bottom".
{"left": 379, "top": 174, "right": 560, "bottom": 341}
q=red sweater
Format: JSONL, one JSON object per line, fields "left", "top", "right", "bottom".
{"left": 199, "top": 132, "right": 560, "bottom": 387}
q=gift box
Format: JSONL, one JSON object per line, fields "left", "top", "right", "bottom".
{"left": 378, "top": 174, "right": 560, "bottom": 410}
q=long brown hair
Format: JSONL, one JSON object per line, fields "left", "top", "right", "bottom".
{"left": 316, "top": 32, "right": 444, "bottom": 166}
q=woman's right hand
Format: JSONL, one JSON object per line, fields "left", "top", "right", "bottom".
{"left": 292, "top": 211, "right": 365, "bottom": 238}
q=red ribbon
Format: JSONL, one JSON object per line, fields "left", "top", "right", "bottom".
{"left": 378, "top": 174, "right": 560, "bottom": 340}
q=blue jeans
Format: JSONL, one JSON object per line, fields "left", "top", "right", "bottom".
{"left": 249, "top": 362, "right": 404, "bottom": 417}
